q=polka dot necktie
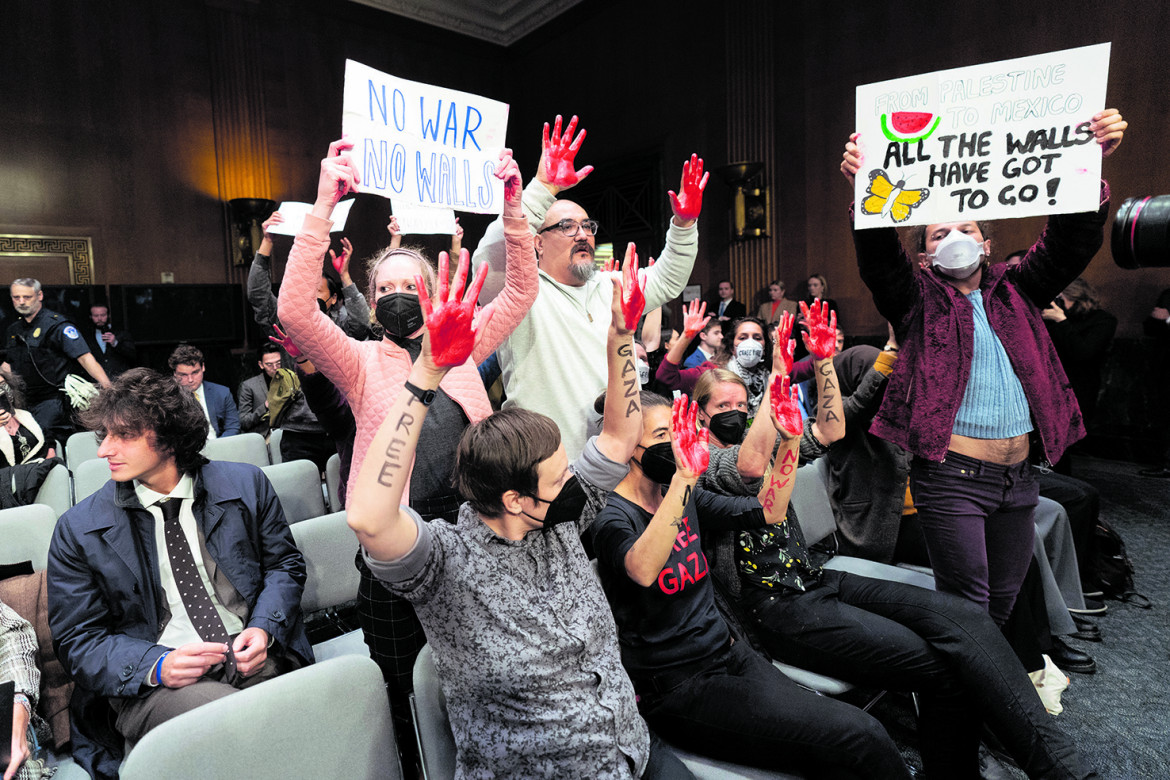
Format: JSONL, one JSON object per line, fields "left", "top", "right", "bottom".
{"left": 159, "top": 498, "right": 235, "bottom": 675}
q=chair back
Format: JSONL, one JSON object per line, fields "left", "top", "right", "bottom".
{"left": 325, "top": 453, "right": 342, "bottom": 512}
{"left": 411, "top": 644, "right": 458, "bottom": 780}
{"left": 290, "top": 511, "right": 359, "bottom": 613}
{"left": 64, "top": 431, "right": 101, "bottom": 472}
{"left": 72, "top": 458, "right": 112, "bottom": 504}
{"left": 201, "top": 432, "right": 270, "bottom": 469}
{"left": 34, "top": 463, "right": 72, "bottom": 518}
{"left": 260, "top": 460, "right": 326, "bottom": 524}
{"left": 268, "top": 428, "right": 284, "bottom": 465}
{"left": 0, "top": 504, "right": 58, "bottom": 571}
{"left": 790, "top": 458, "right": 837, "bottom": 547}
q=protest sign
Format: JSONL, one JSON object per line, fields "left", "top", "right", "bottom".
{"left": 266, "top": 199, "right": 355, "bottom": 236}
{"left": 343, "top": 60, "right": 509, "bottom": 214}
{"left": 391, "top": 201, "right": 458, "bottom": 235}
{"left": 853, "top": 43, "right": 1110, "bottom": 229}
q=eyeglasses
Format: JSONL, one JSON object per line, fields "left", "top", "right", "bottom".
{"left": 261, "top": 362, "right": 282, "bottom": 370}
{"left": 537, "top": 219, "right": 600, "bottom": 237}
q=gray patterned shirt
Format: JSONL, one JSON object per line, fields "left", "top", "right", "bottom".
{"left": 364, "top": 438, "right": 648, "bottom": 779}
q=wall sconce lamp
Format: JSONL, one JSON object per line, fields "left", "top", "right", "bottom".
{"left": 228, "top": 198, "right": 277, "bottom": 267}
{"left": 716, "top": 162, "right": 770, "bottom": 240}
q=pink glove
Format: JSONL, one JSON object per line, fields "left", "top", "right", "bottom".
{"left": 269, "top": 324, "right": 303, "bottom": 359}
{"left": 800, "top": 299, "right": 838, "bottom": 360}
{"left": 417, "top": 250, "right": 493, "bottom": 368}
{"left": 769, "top": 375, "right": 804, "bottom": 439}
{"left": 668, "top": 153, "right": 709, "bottom": 221}
{"left": 541, "top": 115, "right": 594, "bottom": 189}
{"left": 671, "top": 396, "right": 710, "bottom": 477}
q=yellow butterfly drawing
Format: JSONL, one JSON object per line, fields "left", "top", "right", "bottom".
{"left": 860, "top": 169, "right": 930, "bottom": 223}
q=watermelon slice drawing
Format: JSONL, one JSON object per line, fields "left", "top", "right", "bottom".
{"left": 881, "top": 111, "right": 941, "bottom": 143}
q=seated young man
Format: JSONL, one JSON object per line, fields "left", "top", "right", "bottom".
{"left": 47, "top": 368, "right": 312, "bottom": 780}
{"left": 346, "top": 245, "right": 693, "bottom": 779}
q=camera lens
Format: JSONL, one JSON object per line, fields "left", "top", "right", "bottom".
{"left": 1112, "top": 195, "right": 1170, "bottom": 269}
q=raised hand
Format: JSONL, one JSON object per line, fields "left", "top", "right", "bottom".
{"left": 269, "top": 323, "right": 303, "bottom": 359}
{"left": 417, "top": 249, "right": 493, "bottom": 368}
{"left": 317, "top": 138, "right": 360, "bottom": 208}
{"left": 1090, "top": 108, "right": 1126, "bottom": 158}
{"left": 262, "top": 211, "right": 284, "bottom": 238}
{"left": 330, "top": 237, "right": 353, "bottom": 276}
{"left": 774, "top": 309, "right": 796, "bottom": 375}
{"left": 386, "top": 215, "right": 402, "bottom": 236}
{"left": 538, "top": 114, "right": 594, "bottom": 192}
{"left": 496, "top": 148, "right": 523, "bottom": 209}
{"left": 800, "top": 299, "right": 838, "bottom": 360}
{"left": 670, "top": 396, "right": 710, "bottom": 477}
{"left": 668, "top": 153, "right": 709, "bottom": 223}
{"left": 769, "top": 375, "right": 804, "bottom": 439}
{"left": 841, "top": 132, "right": 863, "bottom": 185}
{"left": 682, "top": 299, "right": 712, "bottom": 340}
{"left": 616, "top": 242, "right": 651, "bottom": 334}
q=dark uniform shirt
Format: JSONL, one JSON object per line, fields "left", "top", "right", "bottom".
{"left": 6, "top": 308, "right": 90, "bottom": 402}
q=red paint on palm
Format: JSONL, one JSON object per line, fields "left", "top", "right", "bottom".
{"left": 770, "top": 375, "right": 804, "bottom": 438}
{"left": 776, "top": 310, "right": 796, "bottom": 374}
{"left": 268, "top": 324, "right": 303, "bottom": 359}
{"left": 671, "top": 396, "right": 710, "bottom": 476}
{"left": 800, "top": 298, "right": 838, "bottom": 359}
{"left": 668, "top": 154, "right": 710, "bottom": 221}
{"left": 620, "top": 244, "right": 650, "bottom": 332}
{"left": 417, "top": 250, "right": 492, "bottom": 367}
{"left": 496, "top": 150, "right": 522, "bottom": 203}
{"left": 682, "top": 299, "right": 711, "bottom": 340}
{"left": 542, "top": 115, "right": 594, "bottom": 189}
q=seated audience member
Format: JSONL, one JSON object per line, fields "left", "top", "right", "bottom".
{"left": 277, "top": 140, "right": 536, "bottom": 769}
{"left": 839, "top": 110, "right": 1125, "bottom": 625}
{"left": 472, "top": 115, "right": 704, "bottom": 459}
{"left": 756, "top": 279, "right": 797, "bottom": 324}
{"left": 2, "top": 598, "right": 54, "bottom": 780}
{"left": 712, "top": 279, "right": 746, "bottom": 323}
{"left": 0, "top": 370, "right": 55, "bottom": 467}
{"left": 682, "top": 317, "right": 722, "bottom": 369}
{"left": 656, "top": 300, "right": 718, "bottom": 394}
{"left": 722, "top": 315, "right": 775, "bottom": 417}
{"left": 82, "top": 304, "right": 136, "bottom": 379}
{"left": 802, "top": 273, "right": 838, "bottom": 317}
{"left": 1141, "top": 287, "right": 1170, "bottom": 477}
{"left": 168, "top": 344, "right": 239, "bottom": 439}
{"left": 249, "top": 212, "right": 370, "bottom": 341}
{"left": 3, "top": 278, "right": 110, "bottom": 444}
{"left": 346, "top": 241, "right": 693, "bottom": 778}
{"left": 237, "top": 346, "right": 283, "bottom": 436}
{"left": 47, "top": 368, "right": 311, "bottom": 779}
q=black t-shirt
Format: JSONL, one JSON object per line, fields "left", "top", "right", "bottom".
{"left": 591, "top": 488, "right": 763, "bottom": 680}
{"left": 400, "top": 338, "right": 468, "bottom": 503}
{"left": 5, "top": 309, "right": 90, "bottom": 401}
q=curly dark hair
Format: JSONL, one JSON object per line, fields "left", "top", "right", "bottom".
{"left": 0, "top": 368, "right": 28, "bottom": 411}
{"left": 79, "top": 368, "right": 209, "bottom": 476}
{"left": 719, "top": 316, "right": 773, "bottom": 368}
{"left": 168, "top": 343, "right": 204, "bottom": 371}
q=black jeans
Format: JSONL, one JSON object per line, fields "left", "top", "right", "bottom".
{"left": 633, "top": 639, "right": 908, "bottom": 779}
{"left": 750, "top": 570, "right": 1092, "bottom": 780}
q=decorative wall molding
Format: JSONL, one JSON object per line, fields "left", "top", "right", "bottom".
{"left": 347, "top": 0, "right": 587, "bottom": 46}
{"left": 0, "top": 235, "right": 95, "bottom": 284}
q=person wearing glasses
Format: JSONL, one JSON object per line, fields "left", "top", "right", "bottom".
{"left": 472, "top": 116, "right": 705, "bottom": 458}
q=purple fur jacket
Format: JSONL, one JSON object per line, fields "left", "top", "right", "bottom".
{"left": 851, "top": 181, "right": 1110, "bottom": 464}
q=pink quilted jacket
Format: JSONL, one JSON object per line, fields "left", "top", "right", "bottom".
{"left": 277, "top": 212, "right": 537, "bottom": 502}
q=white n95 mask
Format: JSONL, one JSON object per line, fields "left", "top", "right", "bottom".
{"left": 930, "top": 229, "right": 985, "bottom": 279}
{"left": 736, "top": 340, "right": 764, "bottom": 369}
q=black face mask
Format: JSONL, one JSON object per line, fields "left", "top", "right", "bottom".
{"left": 523, "top": 475, "right": 589, "bottom": 531}
{"left": 316, "top": 297, "right": 329, "bottom": 314}
{"left": 707, "top": 410, "right": 747, "bottom": 445}
{"left": 634, "top": 441, "right": 677, "bottom": 485}
{"left": 376, "top": 293, "right": 424, "bottom": 340}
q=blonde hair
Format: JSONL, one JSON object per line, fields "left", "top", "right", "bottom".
{"left": 693, "top": 368, "right": 747, "bottom": 414}
{"left": 364, "top": 245, "right": 438, "bottom": 325}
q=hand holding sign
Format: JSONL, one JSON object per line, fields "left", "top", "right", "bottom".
{"left": 668, "top": 154, "right": 709, "bottom": 224}
{"left": 770, "top": 375, "right": 804, "bottom": 440}
{"left": 774, "top": 310, "right": 796, "bottom": 375}
{"left": 539, "top": 115, "right": 594, "bottom": 194}
{"left": 1091, "top": 109, "right": 1126, "bottom": 157}
{"left": 316, "top": 139, "right": 361, "bottom": 212}
{"left": 496, "top": 148, "right": 523, "bottom": 213}
{"left": 262, "top": 211, "right": 284, "bottom": 239}
{"left": 801, "top": 299, "right": 838, "bottom": 360}
{"left": 671, "top": 396, "right": 710, "bottom": 478}
{"left": 841, "top": 133, "right": 863, "bottom": 186}
{"left": 417, "top": 249, "right": 493, "bottom": 368}
{"left": 682, "top": 299, "right": 711, "bottom": 340}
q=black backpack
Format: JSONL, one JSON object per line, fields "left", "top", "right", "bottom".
{"left": 1092, "top": 517, "right": 1151, "bottom": 607}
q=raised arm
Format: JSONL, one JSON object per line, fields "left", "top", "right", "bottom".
{"left": 276, "top": 139, "right": 367, "bottom": 394}
{"left": 596, "top": 243, "right": 646, "bottom": 465}
{"left": 247, "top": 212, "right": 283, "bottom": 328}
{"left": 331, "top": 237, "right": 372, "bottom": 338}
{"left": 622, "top": 397, "right": 708, "bottom": 587}
{"left": 640, "top": 306, "right": 663, "bottom": 353}
{"left": 758, "top": 376, "right": 803, "bottom": 526}
{"left": 347, "top": 251, "right": 492, "bottom": 562}
{"left": 801, "top": 299, "right": 845, "bottom": 446}
{"left": 643, "top": 154, "right": 705, "bottom": 310}
{"left": 655, "top": 299, "right": 711, "bottom": 392}
{"left": 737, "top": 309, "right": 794, "bottom": 479}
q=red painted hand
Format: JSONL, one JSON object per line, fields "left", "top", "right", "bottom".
{"left": 681, "top": 299, "right": 711, "bottom": 340}
{"left": 800, "top": 299, "right": 838, "bottom": 360}
{"left": 417, "top": 249, "right": 493, "bottom": 368}
{"left": 329, "top": 237, "right": 353, "bottom": 275}
{"left": 618, "top": 243, "right": 651, "bottom": 333}
{"left": 671, "top": 396, "right": 710, "bottom": 477}
{"left": 769, "top": 375, "right": 804, "bottom": 439}
{"left": 540, "top": 115, "right": 594, "bottom": 190}
{"left": 668, "top": 153, "right": 710, "bottom": 222}
{"left": 496, "top": 148, "right": 522, "bottom": 205}
{"left": 268, "top": 324, "right": 302, "bottom": 359}
{"left": 317, "top": 138, "right": 361, "bottom": 207}
{"left": 774, "top": 310, "right": 796, "bottom": 375}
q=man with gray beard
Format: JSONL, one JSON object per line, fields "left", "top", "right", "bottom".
{"left": 473, "top": 115, "right": 705, "bottom": 458}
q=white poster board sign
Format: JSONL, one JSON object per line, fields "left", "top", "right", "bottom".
{"left": 266, "top": 199, "right": 355, "bottom": 236}
{"left": 390, "top": 201, "right": 458, "bottom": 234}
{"left": 853, "top": 43, "right": 1110, "bottom": 229}
{"left": 343, "top": 60, "right": 509, "bottom": 214}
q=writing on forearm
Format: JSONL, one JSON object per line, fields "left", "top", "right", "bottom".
{"left": 761, "top": 448, "right": 798, "bottom": 513}
{"left": 618, "top": 342, "right": 640, "bottom": 417}
{"left": 376, "top": 412, "right": 417, "bottom": 486}
{"left": 817, "top": 361, "right": 841, "bottom": 423}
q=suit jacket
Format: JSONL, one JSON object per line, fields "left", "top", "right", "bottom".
{"left": 237, "top": 373, "right": 270, "bottom": 435}
{"left": 201, "top": 381, "right": 240, "bottom": 437}
{"left": 713, "top": 298, "right": 746, "bottom": 320}
{"left": 80, "top": 328, "right": 136, "bottom": 378}
{"left": 47, "top": 460, "right": 312, "bottom": 779}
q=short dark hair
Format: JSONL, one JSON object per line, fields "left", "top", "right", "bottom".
{"left": 168, "top": 344, "right": 204, "bottom": 371}
{"left": 80, "top": 368, "right": 209, "bottom": 475}
{"left": 258, "top": 344, "right": 283, "bottom": 362}
{"left": 454, "top": 408, "right": 561, "bottom": 517}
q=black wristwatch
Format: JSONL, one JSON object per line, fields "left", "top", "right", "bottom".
{"left": 404, "top": 381, "right": 436, "bottom": 406}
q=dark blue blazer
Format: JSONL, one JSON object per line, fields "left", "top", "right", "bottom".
{"left": 202, "top": 380, "right": 241, "bottom": 437}
{"left": 47, "top": 460, "right": 312, "bottom": 779}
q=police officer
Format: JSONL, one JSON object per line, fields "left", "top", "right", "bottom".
{"left": 2, "top": 278, "right": 110, "bottom": 443}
